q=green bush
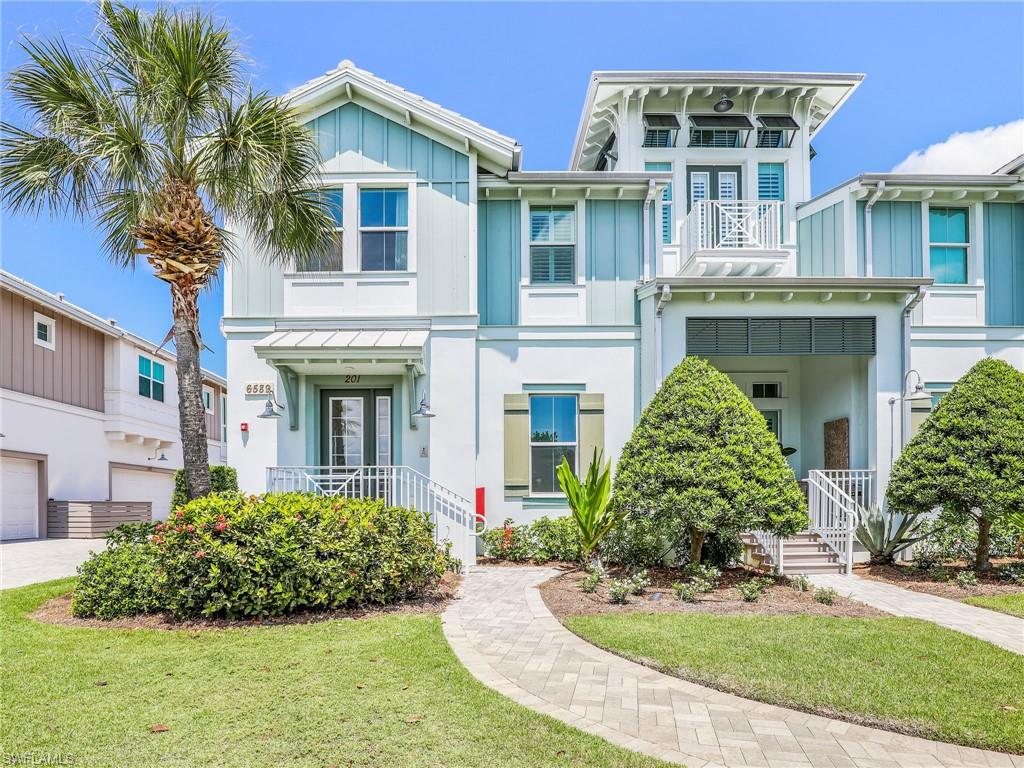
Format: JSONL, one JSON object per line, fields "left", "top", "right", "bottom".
{"left": 607, "top": 579, "right": 631, "bottom": 604}
{"left": 602, "top": 516, "right": 743, "bottom": 570}
{"left": 611, "top": 357, "right": 807, "bottom": 564}
{"left": 736, "top": 579, "right": 765, "bottom": 602}
{"left": 887, "top": 358, "right": 1024, "bottom": 571}
{"left": 105, "top": 520, "right": 158, "bottom": 546}
{"left": 929, "top": 566, "right": 951, "bottom": 583}
{"left": 914, "top": 512, "right": 1018, "bottom": 567}
{"left": 481, "top": 518, "right": 533, "bottom": 561}
{"left": 628, "top": 570, "right": 650, "bottom": 595}
{"left": 672, "top": 582, "right": 697, "bottom": 602}
{"left": 72, "top": 542, "right": 160, "bottom": 619}
{"left": 998, "top": 564, "right": 1024, "bottom": 585}
{"left": 813, "top": 586, "right": 839, "bottom": 605}
{"left": 481, "top": 515, "right": 582, "bottom": 563}
{"left": 955, "top": 571, "right": 980, "bottom": 589}
{"left": 789, "top": 574, "right": 811, "bottom": 592}
{"left": 580, "top": 572, "right": 601, "bottom": 593}
{"left": 171, "top": 465, "right": 238, "bottom": 509}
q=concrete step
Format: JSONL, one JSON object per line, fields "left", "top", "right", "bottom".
{"left": 784, "top": 563, "right": 847, "bottom": 575}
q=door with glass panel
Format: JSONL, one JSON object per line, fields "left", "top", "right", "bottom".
{"left": 319, "top": 389, "right": 392, "bottom": 499}
{"left": 687, "top": 166, "right": 742, "bottom": 248}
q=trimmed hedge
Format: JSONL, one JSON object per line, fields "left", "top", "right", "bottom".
{"left": 481, "top": 515, "right": 582, "bottom": 563}
{"left": 73, "top": 492, "right": 457, "bottom": 620}
{"left": 171, "top": 465, "right": 238, "bottom": 509}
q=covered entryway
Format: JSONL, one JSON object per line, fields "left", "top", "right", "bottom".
{"left": 110, "top": 465, "right": 174, "bottom": 521}
{"left": 1, "top": 456, "right": 40, "bottom": 540}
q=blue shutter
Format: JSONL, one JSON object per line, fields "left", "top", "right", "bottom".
{"left": 758, "top": 163, "right": 785, "bottom": 200}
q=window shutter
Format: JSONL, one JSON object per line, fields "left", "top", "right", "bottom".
{"left": 758, "top": 163, "right": 785, "bottom": 200}
{"left": 578, "top": 393, "right": 605, "bottom": 471}
{"left": 687, "top": 318, "right": 875, "bottom": 355}
{"left": 503, "top": 394, "right": 530, "bottom": 497}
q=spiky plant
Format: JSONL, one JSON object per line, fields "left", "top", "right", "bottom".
{"left": 854, "top": 504, "right": 933, "bottom": 565}
{"left": 1, "top": 2, "right": 334, "bottom": 499}
{"left": 556, "top": 449, "right": 619, "bottom": 564}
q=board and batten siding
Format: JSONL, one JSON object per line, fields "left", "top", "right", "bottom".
{"left": 586, "top": 200, "right": 643, "bottom": 325}
{"left": 984, "top": 202, "right": 1024, "bottom": 326}
{"left": 0, "top": 288, "right": 106, "bottom": 412}
{"left": 797, "top": 201, "right": 845, "bottom": 276}
{"left": 856, "top": 200, "right": 923, "bottom": 277}
{"left": 203, "top": 380, "right": 226, "bottom": 442}
{"left": 478, "top": 200, "right": 521, "bottom": 325}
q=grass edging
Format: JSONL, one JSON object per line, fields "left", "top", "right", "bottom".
{"left": 964, "top": 592, "right": 1024, "bottom": 618}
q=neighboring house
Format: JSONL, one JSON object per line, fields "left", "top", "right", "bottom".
{"left": 224, "top": 61, "right": 1023, "bottom": 570}
{"left": 0, "top": 270, "right": 228, "bottom": 539}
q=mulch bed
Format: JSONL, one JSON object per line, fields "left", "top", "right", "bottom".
{"left": 540, "top": 566, "right": 885, "bottom": 619}
{"left": 855, "top": 561, "right": 1024, "bottom": 602}
{"left": 30, "top": 573, "right": 460, "bottom": 631}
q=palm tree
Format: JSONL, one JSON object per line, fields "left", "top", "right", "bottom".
{"left": 1, "top": 2, "right": 333, "bottom": 499}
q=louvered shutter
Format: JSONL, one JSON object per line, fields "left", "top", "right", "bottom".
{"left": 687, "top": 319, "right": 749, "bottom": 355}
{"left": 687, "top": 318, "right": 874, "bottom": 355}
{"left": 503, "top": 394, "right": 529, "bottom": 497}
{"left": 578, "top": 393, "right": 605, "bottom": 471}
{"left": 812, "top": 317, "right": 875, "bottom": 354}
{"left": 758, "top": 163, "right": 785, "bottom": 200}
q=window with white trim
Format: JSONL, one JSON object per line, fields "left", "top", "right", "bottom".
{"left": 360, "top": 188, "right": 408, "bottom": 271}
{"left": 203, "top": 385, "right": 215, "bottom": 414}
{"left": 302, "top": 189, "right": 344, "bottom": 271}
{"left": 220, "top": 393, "right": 227, "bottom": 437}
{"left": 752, "top": 382, "right": 781, "bottom": 399}
{"left": 33, "top": 312, "right": 55, "bottom": 351}
{"left": 645, "top": 162, "right": 673, "bottom": 244}
{"left": 529, "top": 394, "right": 578, "bottom": 494}
{"left": 758, "top": 409, "right": 781, "bottom": 440}
{"left": 929, "top": 207, "right": 969, "bottom": 284}
{"left": 138, "top": 355, "right": 165, "bottom": 402}
{"left": 529, "top": 205, "right": 576, "bottom": 284}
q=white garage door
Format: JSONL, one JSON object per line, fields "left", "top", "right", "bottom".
{"left": 1, "top": 457, "right": 39, "bottom": 540}
{"left": 110, "top": 468, "right": 174, "bottom": 521}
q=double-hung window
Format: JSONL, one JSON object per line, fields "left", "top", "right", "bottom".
{"left": 220, "top": 393, "right": 227, "bottom": 437}
{"left": 138, "top": 355, "right": 165, "bottom": 402}
{"left": 929, "top": 207, "right": 969, "bottom": 284}
{"left": 645, "top": 162, "right": 674, "bottom": 244}
{"left": 360, "top": 188, "right": 408, "bottom": 271}
{"left": 297, "top": 189, "right": 344, "bottom": 271}
{"left": 529, "top": 206, "right": 576, "bottom": 284}
{"left": 529, "top": 395, "right": 578, "bottom": 494}
{"left": 202, "top": 385, "right": 214, "bottom": 414}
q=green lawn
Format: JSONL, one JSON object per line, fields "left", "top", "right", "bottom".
{"left": 566, "top": 612, "right": 1024, "bottom": 753}
{"left": 964, "top": 592, "right": 1024, "bottom": 618}
{"left": 1, "top": 581, "right": 668, "bottom": 768}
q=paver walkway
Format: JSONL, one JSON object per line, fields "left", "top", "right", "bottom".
{"left": 443, "top": 566, "right": 1022, "bottom": 768}
{"left": 810, "top": 574, "right": 1024, "bottom": 655}
{"left": 0, "top": 538, "right": 105, "bottom": 589}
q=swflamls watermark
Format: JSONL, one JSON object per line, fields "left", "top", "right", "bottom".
{"left": 3, "top": 753, "right": 75, "bottom": 766}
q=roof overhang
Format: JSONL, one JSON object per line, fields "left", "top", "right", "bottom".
{"left": 571, "top": 70, "right": 863, "bottom": 169}
{"left": 479, "top": 171, "right": 671, "bottom": 200}
{"left": 995, "top": 153, "right": 1024, "bottom": 175}
{"left": 802, "top": 173, "right": 1024, "bottom": 210}
{"left": 285, "top": 60, "right": 520, "bottom": 174}
{"left": 254, "top": 328, "right": 428, "bottom": 370}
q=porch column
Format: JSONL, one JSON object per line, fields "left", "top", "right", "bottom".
{"left": 868, "top": 310, "right": 904, "bottom": 507}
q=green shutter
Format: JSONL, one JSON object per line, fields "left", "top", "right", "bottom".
{"left": 503, "top": 394, "right": 529, "bottom": 497}
{"left": 578, "top": 393, "right": 605, "bottom": 470}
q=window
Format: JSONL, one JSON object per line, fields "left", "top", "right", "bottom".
{"left": 33, "top": 312, "right": 55, "bottom": 350}
{"left": 756, "top": 115, "right": 798, "bottom": 148}
{"left": 688, "top": 115, "right": 753, "bottom": 148}
{"left": 645, "top": 162, "right": 673, "bottom": 244}
{"left": 752, "top": 382, "right": 781, "bottom": 399}
{"left": 202, "top": 385, "right": 214, "bottom": 414}
{"left": 759, "top": 410, "right": 781, "bottom": 440}
{"left": 360, "top": 188, "right": 408, "bottom": 271}
{"left": 302, "top": 189, "right": 344, "bottom": 271}
{"left": 929, "top": 207, "right": 969, "bottom": 284}
{"left": 220, "top": 393, "right": 227, "bottom": 437}
{"left": 643, "top": 129, "right": 673, "bottom": 148}
{"left": 529, "top": 205, "right": 576, "bottom": 284}
{"left": 376, "top": 395, "right": 392, "bottom": 466}
{"left": 138, "top": 355, "right": 165, "bottom": 402}
{"left": 529, "top": 395, "right": 577, "bottom": 494}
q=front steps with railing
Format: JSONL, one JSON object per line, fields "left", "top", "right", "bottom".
{"left": 741, "top": 531, "right": 845, "bottom": 575}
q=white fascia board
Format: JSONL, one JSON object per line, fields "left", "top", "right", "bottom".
{"left": 638, "top": 276, "right": 931, "bottom": 300}
{"left": 477, "top": 326, "right": 640, "bottom": 342}
{"left": 1, "top": 270, "right": 121, "bottom": 338}
{"left": 796, "top": 182, "right": 858, "bottom": 218}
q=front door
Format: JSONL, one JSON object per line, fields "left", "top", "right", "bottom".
{"left": 686, "top": 166, "right": 742, "bottom": 211}
{"left": 319, "top": 389, "right": 393, "bottom": 496}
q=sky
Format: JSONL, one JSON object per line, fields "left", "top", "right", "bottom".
{"left": 2, "top": 1, "right": 1023, "bottom": 377}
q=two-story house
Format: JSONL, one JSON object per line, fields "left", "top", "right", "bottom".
{"left": 225, "top": 62, "right": 1023, "bottom": 572}
{"left": 0, "top": 270, "right": 228, "bottom": 539}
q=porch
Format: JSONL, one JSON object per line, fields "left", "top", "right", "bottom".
{"left": 680, "top": 199, "right": 789, "bottom": 277}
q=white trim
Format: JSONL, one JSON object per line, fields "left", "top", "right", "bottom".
{"left": 203, "top": 385, "right": 215, "bottom": 415}
{"left": 32, "top": 312, "right": 56, "bottom": 351}
{"left": 527, "top": 392, "right": 579, "bottom": 497}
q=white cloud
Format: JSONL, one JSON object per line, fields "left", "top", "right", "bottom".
{"left": 891, "top": 120, "right": 1024, "bottom": 174}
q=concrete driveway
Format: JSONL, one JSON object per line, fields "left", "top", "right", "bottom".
{"left": 0, "top": 538, "right": 106, "bottom": 589}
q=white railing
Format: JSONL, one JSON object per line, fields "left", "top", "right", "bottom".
{"left": 816, "top": 469, "right": 875, "bottom": 511}
{"left": 266, "top": 465, "right": 482, "bottom": 569}
{"left": 807, "top": 469, "right": 871, "bottom": 575}
{"left": 687, "top": 199, "right": 782, "bottom": 254}
{"left": 751, "top": 530, "right": 784, "bottom": 575}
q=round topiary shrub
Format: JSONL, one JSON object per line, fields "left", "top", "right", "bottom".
{"left": 72, "top": 540, "right": 161, "bottom": 619}
{"left": 611, "top": 356, "right": 807, "bottom": 563}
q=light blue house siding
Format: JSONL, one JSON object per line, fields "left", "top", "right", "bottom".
{"left": 984, "top": 202, "right": 1024, "bottom": 326}
{"left": 477, "top": 200, "right": 521, "bottom": 325}
{"left": 586, "top": 200, "right": 643, "bottom": 325}
{"left": 856, "top": 201, "right": 923, "bottom": 277}
{"left": 797, "top": 201, "right": 845, "bottom": 276}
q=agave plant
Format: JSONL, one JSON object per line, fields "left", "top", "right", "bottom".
{"left": 854, "top": 504, "right": 932, "bottom": 565}
{"left": 556, "top": 449, "right": 621, "bottom": 564}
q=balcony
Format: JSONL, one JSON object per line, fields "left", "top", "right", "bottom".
{"left": 680, "top": 200, "right": 788, "bottom": 277}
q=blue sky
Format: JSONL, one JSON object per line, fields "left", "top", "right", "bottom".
{"left": 3, "top": 1, "right": 1023, "bottom": 376}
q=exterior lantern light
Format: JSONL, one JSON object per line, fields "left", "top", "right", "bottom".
{"left": 713, "top": 93, "right": 734, "bottom": 113}
{"left": 257, "top": 396, "right": 285, "bottom": 419}
{"left": 412, "top": 395, "right": 435, "bottom": 419}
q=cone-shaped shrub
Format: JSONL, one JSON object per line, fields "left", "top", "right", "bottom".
{"left": 611, "top": 357, "right": 807, "bottom": 563}
{"left": 886, "top": 358, "right": 1024, "bottom": 571}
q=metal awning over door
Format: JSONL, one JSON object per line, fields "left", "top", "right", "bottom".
{"left": 254, "top": 328, "right": 428, "bottom": 366}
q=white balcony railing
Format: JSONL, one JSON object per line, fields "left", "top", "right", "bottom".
{"left": 806, "top": 469, "right": 875, "bottom": 575}
{"left": 687, "top": 199, "right": 782, "bottom": 254}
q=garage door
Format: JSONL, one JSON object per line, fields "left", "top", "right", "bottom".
{"left": 1, "top": 457, "right": 39, "bottom": 540}
{"left": 110, "top": 468, "right": 174, "bottom": 521}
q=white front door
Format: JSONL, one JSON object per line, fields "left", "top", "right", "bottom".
{"left": 1, "top": 457, "right": 39, "bottom": 540}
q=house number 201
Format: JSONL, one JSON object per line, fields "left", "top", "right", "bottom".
{"left": 344, "top": 375, "right": 361, "bottom": 384}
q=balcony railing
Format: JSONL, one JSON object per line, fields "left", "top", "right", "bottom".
{"left": 687, "top": 199, "right": 782, "bottom": 254}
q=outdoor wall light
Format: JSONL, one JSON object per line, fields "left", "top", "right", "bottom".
{"left": 412, "top": 394, "right": 435, "bottom": 419}
{"left": 257, "top": 396, "right": 285, "bottom": 419}
{"left": 713, "top": 93, "right": 735, "bottom": 113}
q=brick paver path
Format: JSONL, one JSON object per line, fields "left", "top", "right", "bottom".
{"left": 442, "top": 566, "right": 1023, "bottom": 768}
{"left": 810, "top": 574, "right": 1024, "bottom": 655}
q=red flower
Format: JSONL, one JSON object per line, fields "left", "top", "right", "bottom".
{"left": 175, "top": 509, "right": 185, "bottom": 520}
{"left": 295, "top": 512, "right": 303, "bottom": 521}
{"left": 195, "top": 550, "right": 206, "bottom": 559}
{"left": 155, "top": 523, "right": 164, "bottom": 532}
{"left": 214, "top": 521, "right": 228, "bottom": 532}
{"left": 185, "top": 524, "right": 195, "bottom": 533}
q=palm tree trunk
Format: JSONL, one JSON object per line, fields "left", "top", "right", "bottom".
{"left": 171, "top": 282, "right": 211, "bottom": 500}
{"left": 975, "top": 516, "right": 992, "bottom": 572}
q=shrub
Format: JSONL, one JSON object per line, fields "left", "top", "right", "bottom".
{"left": 997, "top": 564, "right": 1024, "bottom": 585}
{"left": 887, "top": 358, "right": 1024, "bottom": 571}
{"left": 929, "top": 566, "right": 951, "bottom": 583}
{"left": 789, "top": 574, "right": 811, "bottom": 592}
{"left": 601, "top": 512, "right": 674, "bottom": 568}
{"left": 171, "top": 465, "right": 238, "bottom": 510}
{"left": 607, "top": 579, "right": 631, "bottom": 604}
{"left": 690, "top": 576, "right": 716, "bottom": 594}
{"left": 557, "top": 450, "right": 620, "bottom": 562}
{"left": 105, "top": 520, "right": 158, "bottom": 546}
{"left": 586, "top": 562, "right": 607, "bottom": 580}
{"left": 813, "top": 586, "right": 839, "bottom": 606}
{"left": 531, "top": 515, "right": 583, "bottom": 562}
{"left": 611, "top": 357, "right": 807, "bottom": 564}
{"left": 481, "top": 518, "right": 533, "bottom": 561}
{"left": 955, "top": 570, "right": 980, "bottom": 589}
{"left": 914, "top": 512, "right": 1018, "bottom": 567}
{"left": 580, "top": 572, "right": 601, "bottom": 593}
{"left": 736, "top": 579, "right": 765, "bottom": 602}
{"left": 854, "top": 505, "right": 931, "bottom": 565}
{"left": 672, "top": 582, "right": 697, "bottom": 602}
{"left": 682, "top": 563, "right": 721, "bottom": 585}
{"left": 73, "top": 542, "right": 160, "bottom": 619}
{"left": 628, "top": 570, "right": 651, "bottom": 595}
{"left": 153, "top": 492, "right": 455, "bottom": 619}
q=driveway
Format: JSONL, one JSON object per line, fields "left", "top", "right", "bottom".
{"left": 0, "top": 538, "right": 106, "bottom": 589}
